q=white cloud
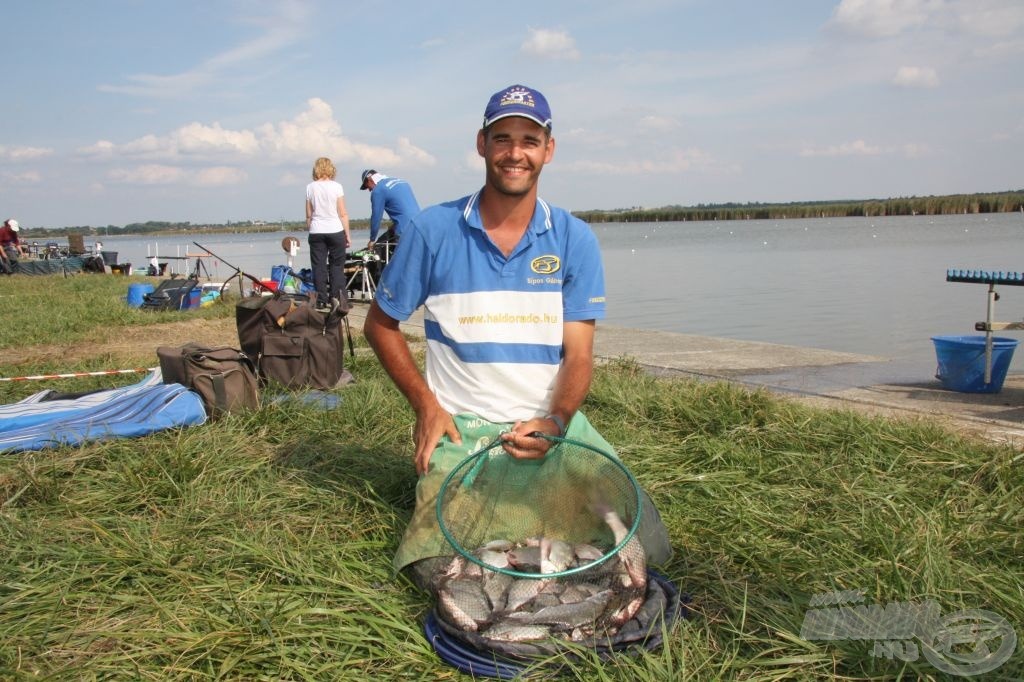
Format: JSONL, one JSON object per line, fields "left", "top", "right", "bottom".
{"left": 566, "top": 148, "right": 731, "bottom": 175}
{"left": 194, "top": 166, "right": 248, "bottom": 186}
{"left": 973, "top": 39, "right": 1024, "bottom": 58}
{"left": 463, "top": 150, "right": 484, "bottom": 173}
{"left": 107, "top": 164, "right": 247, "bottom": 187}
{"left": 800, "top": 140, "right": 932, "bottom": 158}
{"left": 828, "top": 0, "right": 1024, "bottom": 40}
{"left": 80, "top": 98, "right": 436, "bottom": 168}
{"left": 521, "top": 27, "right": 581, "bottom": 60}
{"left": 256, "top": 97, "right": 349, "bottom": 159}
{"left": 900, "top": 143, "right": 931, "bottom": 157}
{"left": 954, "top": 1, "right": 1024, "bottom": 37}
{"left": 828, "top": 0, "right": 941, "bottom": 38}
{"left": 799, "top": 140, "right": 883, "bottom": 157}
{"left": 78, "top": 140, "right": 116, "bottom": 158}
{"left": 395, "top": 136, "right": 437, "bottom": 166}
{"left": 109, "top": 164, "right": 187, "bottom": 185}
{"left": 0, "top": 145, "right": 54, "bottom": 161}
{"left": 175, "top": 122, "right": 261, "bottom": 155}
{"left": 2, "top": 170, "right": 42, "bottom": 183}
{"left": 120, "top": 134, "right": 173, "bottom": 158}
{"left": 637, "top": 115, "right": 681, "bottom": 133}
{"left": 892, "top": 65, "right": 940, "bottom": 87}
{"left": 277, "top": 171, "right": 306, "bottom": 187}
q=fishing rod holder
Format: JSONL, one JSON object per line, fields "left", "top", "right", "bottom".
{"left": 946, "top": 269, "right": 1024, "bottom": 384}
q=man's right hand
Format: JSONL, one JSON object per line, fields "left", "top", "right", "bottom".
{"left": 363, "top": 301, "right": 462, "bottom": 475}
{"left": 412, "top": 402, "right": 461, "bottom": 476}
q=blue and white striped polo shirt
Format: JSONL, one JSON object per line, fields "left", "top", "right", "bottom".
{"left": 374, "top": 190, "right": 606, "bottom": 422}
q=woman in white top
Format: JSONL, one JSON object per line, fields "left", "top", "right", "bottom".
{"left": 305, "top": 157, "right": 352, "bottom": 309}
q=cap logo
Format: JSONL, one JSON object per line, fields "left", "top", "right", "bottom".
{"left": 484, "top": 83, "right": 552, "bottom": 130}
{"left": 501, "top": 86, "right": 536, "bottom": 109}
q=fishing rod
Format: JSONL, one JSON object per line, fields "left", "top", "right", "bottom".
{"left": 191, "top": 241, "right": 267, "bottom": 295}
{"left": 0, "top": 367, "right": 156, "bottom": 382}
{"left": 190, "top": 241, "right": 241, "bottom": 270}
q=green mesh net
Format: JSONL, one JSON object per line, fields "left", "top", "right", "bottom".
{"left": 433, "top": 435, "right": 651, "bottom": 644}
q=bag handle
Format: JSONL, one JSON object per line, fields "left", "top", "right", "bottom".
{"left": 210, "top": 373, "right": 228, "bottom": 416}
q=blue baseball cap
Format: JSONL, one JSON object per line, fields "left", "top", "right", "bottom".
{"left": 483, "top": 84, "right": 552, "bottom": 130}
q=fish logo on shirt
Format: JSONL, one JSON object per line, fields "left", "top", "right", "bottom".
{"left": 530, "top": 255, "right": 560, "bottom": 275}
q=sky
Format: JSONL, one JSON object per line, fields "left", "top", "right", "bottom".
{"left": 1, "top": 0, "right": 1022, "bottom": 229}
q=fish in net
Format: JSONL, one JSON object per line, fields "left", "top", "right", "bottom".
{"left": 433, "top": 435, "right": 651, "bottom": 645}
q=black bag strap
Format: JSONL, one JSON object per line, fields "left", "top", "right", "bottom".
{"left": 342, "top": 315, "right": 354, "bottom": 358}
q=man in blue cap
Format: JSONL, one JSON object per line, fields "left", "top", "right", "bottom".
{"left": 363, "top": 84, "right": 671, "bottom": 586}
{"left": 359, "top": 169, "right": 421, "bottom": 258}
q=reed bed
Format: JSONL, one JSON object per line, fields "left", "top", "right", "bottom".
{"left": 1, "top": 275, "right": 1021, "bottom": 680}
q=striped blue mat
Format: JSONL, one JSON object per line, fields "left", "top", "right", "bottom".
{"left": 0, "top": 370, "right": 206, "bottom": 453}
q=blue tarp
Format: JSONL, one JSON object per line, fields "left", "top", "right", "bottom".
{"left": 0, "top": 370, "right": 206, "bottom": 453}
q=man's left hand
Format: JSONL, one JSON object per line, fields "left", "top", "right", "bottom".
{"left": 499, "top": 417, "right": 559, "bottom": 459}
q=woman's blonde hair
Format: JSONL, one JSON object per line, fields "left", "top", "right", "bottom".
{"left": 312, "top": 157, "right": 336, "bottom": 180}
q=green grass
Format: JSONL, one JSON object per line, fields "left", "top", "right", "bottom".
{"left": 1, "top": 275, "right": 1021, "bottom": 680}
{"left": 0, "top": 274, "right": 230, "bottom": 350}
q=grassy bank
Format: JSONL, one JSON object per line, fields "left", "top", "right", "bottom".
{"left": 1, "top": 275, "right": 1021, "bottom": 680}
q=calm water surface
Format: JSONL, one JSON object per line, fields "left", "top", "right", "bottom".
{"left": 99, "top": 212, "right": 1024, "bottom": 373}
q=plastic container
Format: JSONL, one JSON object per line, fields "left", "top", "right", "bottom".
{"left": 126, "top": 283, "right": 155, "bottom": 307}
{"left": 186, "top": 288, "right": 202, "bottom": 309}
{"left": 932, "top": 335, "right": 1019, "bottom": 394}
{"left": 101, "top": 251, "right": 119, "bottom": 265}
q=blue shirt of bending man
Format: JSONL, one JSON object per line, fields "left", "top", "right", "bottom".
{"left": 359, "top": 170, "right": 422, "bottom": 245}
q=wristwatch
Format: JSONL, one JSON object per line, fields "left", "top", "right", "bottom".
{"left": 545, "top": 413, "right": 566, "bottom": 437}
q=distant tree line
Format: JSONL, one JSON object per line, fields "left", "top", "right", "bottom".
{"left": 56, "top": 220, "right": 306, "bottom": 238}
{"left": 16, "top": 190, "right": 1024, "bottom": 238}
{"left": 573, "top": 189, "right": 1024, "bottom": 224}
{"left": 19, "top": 218, "right": 371, "bottom": 240}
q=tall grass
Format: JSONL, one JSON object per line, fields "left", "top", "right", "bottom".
{"left": 1, "top": 275, "right": 1021, "bottom": 680}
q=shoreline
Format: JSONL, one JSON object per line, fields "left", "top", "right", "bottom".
{"left": 341, "top": 303, "right": 1024, "bottom": 448}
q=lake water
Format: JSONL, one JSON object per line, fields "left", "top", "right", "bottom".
{"left": 94, "top": 212, "right": 1024, "bottom": 375}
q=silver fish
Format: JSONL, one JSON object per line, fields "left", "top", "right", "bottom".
{"left": 439, "top": 578, "right": 492, "bottom": 629}
{"left": 607, "top": 594, "right": 646, "bottom": 627}
{"left": 482, "top": 622, "right": 551, "bottom": 642}
{"left": 571, "top": 625, "right": 596, "bottom": 642}
{"left": 531, "top": 592, "right": 562, "bottom": 609}
{"left": 514, "top": 589, "right": 614, "bottom": 629}
{"left": 559, "top": 584, "right": 593, "bottom": 604}
{"left": 438, "top": 589, "right": 480, "bottom": 631}
{"left": 598, "top": 506, "right": 647, "bottom": 591}
{"left": 443, "top": 555, "right": 466, "bottom": 578}
{"left": 482, "top": 569, "right": 512, "bottom": 612}
{"left": 540, "top": 538, "right": 574, "bottom": 574}
{"left": 573, "top": 543, "right": 604, "bottom": 564}
{"left": 482, "top": 539, "right": 514, "bottom": 552}
{"left": 573, "top": 582, "right": 607, "bottom": 598}
{"left": 477, "top": 548, "right": 510, "bottom": 569}
{"left": 507, "top": 545, "right": 542, "bottom": 572}
{"left": 504, "top": 578, "right": 547, "bottom": 612}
